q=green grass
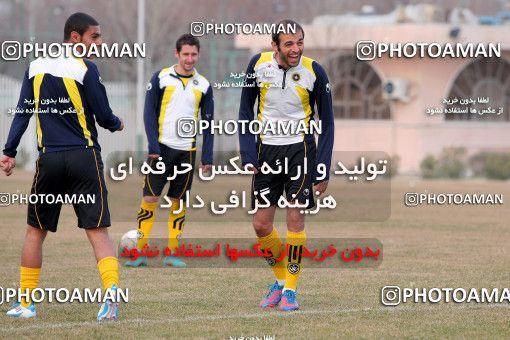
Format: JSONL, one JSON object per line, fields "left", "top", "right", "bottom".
{"left": 0, "top": 172, "right": 509, "bottom": 338}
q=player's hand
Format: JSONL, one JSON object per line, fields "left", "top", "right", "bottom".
{"left": 0, "top": 155, "right": 16, "bottom": 176}
{"left": 200, "top": 164, "right": 212, "bottom": 173}
{"left": 245, "top": 164, "right": 259, "bottom": 174}
{"left": 117, "top": 118, "right": 124, "bottom": 131}
{"left": 148, "top": 154, "right": 160, "bottom": 160}
{"left": 313, "top": 180, "right": 329, "bottom": 196}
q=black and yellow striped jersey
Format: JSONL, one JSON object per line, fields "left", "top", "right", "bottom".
{"left": 238, "top": 52, "right": 334, "bottom": 182}
{"left": 3, "top": 55, "right": 121, "bottom": 157}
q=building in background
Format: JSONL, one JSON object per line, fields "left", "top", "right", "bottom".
{"left": 2, "top": 1, "right": 510, "bottom": 175}
{"left": 236, "top": 4, "right": 510, "bottom": 174}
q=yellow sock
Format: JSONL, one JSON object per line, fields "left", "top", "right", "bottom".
{"left": 97, "top": 256, "right": 119, "bottom": 290}
{"left": 137, "top": 199, "right": 157, "bottom": 249}
{"left": 284, "top": 230, "right": 306, "bottom": 291}
{"left": 168, "top": 205, "right": 186, "bottom": 252}
{"left": 257, "top": 228, "right": 286, "bottom": 282}
{"left": 20, "top": 266, "right": 41, "bottom": 307}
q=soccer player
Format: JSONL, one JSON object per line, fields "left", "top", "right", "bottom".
{"left": 0, "top": 13, "right": 123, "bottom": 320}
{"left": 238, "top": 19, "right": 334, "bottom": 311}
{"left": 124, "top": 34, "right": 213, "bottom": 268}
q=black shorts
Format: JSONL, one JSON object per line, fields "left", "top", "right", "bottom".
{"left": 252, "top": 140, "right": 316, "bottom": 209}
{"left": 142, "top": 144, "right": 196, "bottom": 200}
{"left": 27, "top": 148, "right": 111, "bottom": 232}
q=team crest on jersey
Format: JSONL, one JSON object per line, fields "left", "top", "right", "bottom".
{"left": 288, "top": 263, "right": 300, "bottom": 274}
{"left": 292, "top": 73, "right": 301, "bottom": 82}
{"left": 193, "top": 79, "right": 199, "bottom": 85}
{"left": 146, "top": 82, "right": 152, "bottom": 91}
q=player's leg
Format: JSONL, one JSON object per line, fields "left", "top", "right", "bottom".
{"left": 164, "top": 148, "right": 195, "bottom": 267}
{"left": 7, "top": 153, "right": 64, "bottom": 318}
{"left": 86, "top": 227, "right": 118, "bottom": 289}
{"left": 280, "top": 208, "right": 305, "bottom": 311}
{"left": 86, "top": 228, "right": 119, "bottom": 297}
{"left": 252, "top": 144, "right": 288, "bottom": 307}
{"left": 85, "top": 227, "right": 120, "bottom": 321}
{"left": 253, "top": 206, "right": 285, "bottom": 283}
{"left": 279, "top": 141, "right": 314, "bottom": 311}
{"left": 253, "top": 205, "right": 289, "bottom": 308}
{"left": 126, "top": 155, "right": 168, "bottom": 267}
{"left": 138, "top": 158, "right": 164, "bottom": 249}
{"left": 6, "top": 226, "right": 47, "bottom": 318}
{"left": 68, "top": 148, "right": 120, "bottom": 320}
{"left": 127, "top": 195, "right": 158, "bottom": 267}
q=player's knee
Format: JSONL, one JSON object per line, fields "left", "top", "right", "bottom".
{"left": 25, "top": 225, "right": 48, "bottom": 241}
{"left": 143, "top": 196, "right": 159, "bottom": 203}
{"left": 85, "top": 227, "right": 110, "bottom": 239}
{"left": 252, "top": 220, "right": 273, "bottom": 234}
{"left": 287, "top": 209, "right": 304, "bottom": 228}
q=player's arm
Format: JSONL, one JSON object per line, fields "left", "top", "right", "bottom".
{"left": 238, "top": 54, "right": 260, "bottom": 169}
{"left": 82, "top": 61, "right": 122, "bottom": 132}
{"left": 143, "top": 72, "right": 163, "bottom": 157}
{"left": 312, "top": 61, "right": 334, "bottom": 186}
{"left": 200, "top": 84, "right": 214, "bottom": 166}
{"left": 1, "top": 70, "right": 34, "bottom": 175}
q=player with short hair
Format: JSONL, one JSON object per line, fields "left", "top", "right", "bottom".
{"left": 1, "top": 12, "right": 123, "bottom": 320}
{"left": 124, "top": 33, "right": 214, "bottom": 268}
{"left": 238, "top": 19, "right": 334, "bottom": 311}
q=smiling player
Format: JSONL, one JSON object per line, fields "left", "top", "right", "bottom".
{"left": 238, "top": 19, "right": 334, "bottom": 311}
{"left": 124, "top": 34, "right": 214, "bottom": 268}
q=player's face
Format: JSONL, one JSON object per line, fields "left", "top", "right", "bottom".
{"left": 69, "top": 25, "right": 102, "bottom": 59}
{"left": 81, "top": 25, "right": 103, "bottom": 48}
{"left": 273, "top": 31, "right": 304, "bottom": 69}
{"left": 175, "top": 45, "right": 199, "bottom": 73}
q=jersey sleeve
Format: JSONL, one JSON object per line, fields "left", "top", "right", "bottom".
{"left": 82, "top": 61, "right": 122, "bottom": 132}
{"left": 200, "top": 84, "right": 214, "bottom": 165}
{"left": 312, "top": 61, "right": 334, "bottom": 183}
{"left": 238, "top": 53, "right": 261, "bottom": 167}
{"left": 3, "top": 70, "right": 34, "bottom": 157}
{"left": 143, "top": 71, "right": 163, "bottom": 155}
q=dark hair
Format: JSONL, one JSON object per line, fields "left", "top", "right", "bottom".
{"left": 176, "top": 34, "right": 200, "bottom": 52}
{"left": 271, "top": 19, "right": 304, "bottom": 46}
{"left": 64, "top": 12, "right": 99, "bottom": 41}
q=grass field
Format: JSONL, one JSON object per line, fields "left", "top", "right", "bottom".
{"left": 0, "top": 171, "right": 509, "bottom": 339}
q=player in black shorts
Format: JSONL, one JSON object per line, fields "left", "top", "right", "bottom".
{"left": 238, "top": 20, "right": 334, "bottom": 311}
{"left": 252, "top": 140, "right": 316, "bottom": 210}
{"left": 142, "top": 144, "right": 196, "bottom": 201}
{"left": 124, "top": 34, "right": 214, "bottom": 268}
{"left": 1, "top": 13, "right": 123, "bottom": 321}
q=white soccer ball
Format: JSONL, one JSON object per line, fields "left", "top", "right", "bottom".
{"left": 120, "top": 229, "right": 142, "bottom": 250}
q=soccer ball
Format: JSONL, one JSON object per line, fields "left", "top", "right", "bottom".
{"left": 120, "top": 229, "right": 142, "bottom": 251}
